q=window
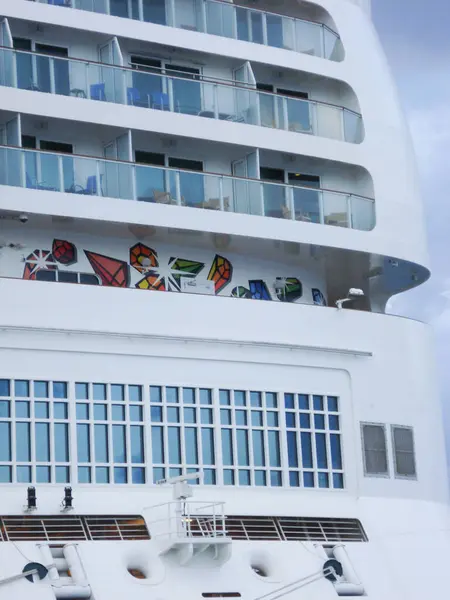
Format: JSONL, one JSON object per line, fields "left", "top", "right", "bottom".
{"left": 0, "top": 379, "right": 346, "bottom": 489}
{"left": 35, "top": 271, "right": 100, "bottom": 285}
{"left": 361, "top": 424, "right": 388, "bottom": 476}
{"left": 392, "top": 426, "right": 416, "bottom": 479}
{"left": 75, "top": 382, "right": 145, "bottom": 484}
{"left": 285, "top": 394, "right": 343, "bottom": 489}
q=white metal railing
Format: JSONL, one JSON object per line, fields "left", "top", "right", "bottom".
{"left": 0, "top": 47, "right": 362, "bottom": 143}
{"left": 0, "top": 515, "right": 149, "bottom": 541}
{"left": 0, "top": 145, "right": 375, "bottom": 231}
{"left": 30, "top": 0, "right": 342, "bottom": 61}
{"left": 146, "top": 501, "right": 227, "bottom": 541}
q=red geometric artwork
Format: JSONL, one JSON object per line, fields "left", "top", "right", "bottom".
{"left": 22, "top": 249, "right": 57, "bottom": 281}
{"left": 52, "top": 239, "right": 77, "bottom": 266}
{"left": 207, "top": 254, "right": 233, "bottom": 293}
{"left": 84, "top": 251, "right": 129, "bottom": 287}
{"left": 130, "top": 243, "right": 158, "bottom": 274}
{"left": 135, "top": 273, "right": 166, "bottom": 291}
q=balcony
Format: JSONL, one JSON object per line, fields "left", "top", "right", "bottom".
{"left": 0, "top": 47, "right": 363, "bottom": 143}
{"left": 30, "top": 0, "right": 342, "bottom": 60}
{"left": 0, "top": 144, "right": 375, "bottom": 231}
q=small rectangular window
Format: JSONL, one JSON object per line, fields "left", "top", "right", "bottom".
{"left": 392, "top": 426, "right": 416, "bottom": 479}
{"left": 361, "top": 423, "right": 388, "bottom": 476}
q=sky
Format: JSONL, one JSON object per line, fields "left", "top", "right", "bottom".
{"left": 371, "top": 0, "right": 450, "bottom": 460}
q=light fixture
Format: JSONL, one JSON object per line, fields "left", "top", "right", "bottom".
{"left": 335, "top": 288, "right": 364, "bottom": 310}
{"left": 26, "top": 486, "right": 37, "bottom": 511}
{"left": 61, "top": 486, "right": 73, "bottom": 511}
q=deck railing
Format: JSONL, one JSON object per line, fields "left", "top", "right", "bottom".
{"left": 30, "top": 0, "right": 342, "bottom": 61}
{"left": 0, "top": 144, "right": 375, "bottom": 231}
{"left": 0, "top": 47, "right": 362, "bottom": 143}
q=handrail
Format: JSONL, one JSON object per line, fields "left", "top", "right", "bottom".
{"left": 204, "top": 0, "right": 339, "bottom": 37}
{"left": 0, "top": 143, "right": 375, "bottom": 230}
{"left": 30, "top": 0, "right": 341, "bottom": 60}
{"left": 0, "top": 143, "right": 372, "bottom": 201}
{"left": 0, "top": 45, "right": 360, "bottom": 117}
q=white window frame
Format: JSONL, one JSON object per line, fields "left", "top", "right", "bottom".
{"left": 360, "top": 422, "right": 390, "bottom": 478}
{"left": 390, "top": 424, "right": 417, "bottom": 480}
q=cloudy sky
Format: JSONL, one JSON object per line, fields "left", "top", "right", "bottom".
{"left": 372, "top": 0, "right": 450, "bottom": 460}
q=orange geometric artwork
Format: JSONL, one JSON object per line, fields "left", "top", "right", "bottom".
{"left": 84, "top": 251, "right": 129, "bottom": 287}
{"left": 207, "top": 254, "right": 233, "bottom": 294}
{"left": 130, "top": 243, "right": 158, "bottom": 274}
{"left": 22, "top": 249, "right": 57, "bottom": 281}
{"left": 135, "top": 273, "right": 166, "bottom": 291}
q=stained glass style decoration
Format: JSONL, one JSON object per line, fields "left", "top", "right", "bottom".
{"left": 207, "top": 255, "right": 233, "bottom": 293}
{"left": 52, "top": 239, "right": 77, "bottom": 266}
{"left": 130, "top": 244, "right": 158, "bottom": 274}
{"left": 312, "top": 288, "right": 326, "bottom": 306}
{"left": 231, "top": 286, "right": 252, "bottom": 298}
{"left": 84, "top": 251, "right": 130, "bottom": 287}
{"left": 23, "top": 250, "right": 57, "bottom": 280}
{"left": 169, "top": 257, "right": 205, "bottom": 290}
{"left": 136, "top": 274, "right": 166, "bottom": 291}
{"left": 277, "top": 278, "right": 303, "bottom": 303}
{"left": 249, "top": 280, "right": 272, "bottom": 301}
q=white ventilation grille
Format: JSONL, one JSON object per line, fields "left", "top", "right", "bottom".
{"left": 191, "top": 516, "right": 367, "bottom": 542}
{"left": 0, "top": 515, "right": 150, "bottom": 541}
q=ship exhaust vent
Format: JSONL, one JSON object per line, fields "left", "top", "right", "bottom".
{"left": 191, "top": 516, "right": 367, "bottom": 543}
{"left": 0, "top": 515, "right": 150, "bottom": 542}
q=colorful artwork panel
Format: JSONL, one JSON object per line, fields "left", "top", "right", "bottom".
{"left": 207, "top": 255, "right": 233, "bottom": 293}
{"left": 136, "top": 273, "right": 166, "bottom": 291}
{"left": 249, "top": 280, "right": 272, "bottom": 301}
{"left": 130, "top": 244, "right": 158, "bottom": 273}
{"left": 312, "top": 288, "right": 326, "bottom": 306}
{"left": 23, "top": 250, "right": 57, "bottom": 281}
{"left": 52, "top": 239, "right": 77, "bottom": 266}
{"left": 276, "top": 277, "right": 303, "bottom": 303}
{"left": 169, "top": 257, "right": 205, "bottom": 291}
{"left": 232, "top": 286, "right": 252, "bottom": 299}
{"left": 84, "top": 251, "right": 130, "bottom": 288}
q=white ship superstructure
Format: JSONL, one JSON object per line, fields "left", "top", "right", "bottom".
{"left": 0, "top": 0, "right": 448, "bottom": 598}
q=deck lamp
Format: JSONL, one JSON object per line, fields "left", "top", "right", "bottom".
{"left": 62, "top": 486, "right": 74, "bottom": 511}
{"left": 335, "top": 288, "right": 364, "bottom": 310}
{"left": 26, "top": 486, "right": 37, "bottom": 511}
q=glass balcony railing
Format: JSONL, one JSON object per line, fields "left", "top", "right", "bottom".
{"left": 0, "top": 47, "right": 363, "bottom": 143}
{"left": 31, "top": 0, "right": 342, "bottom": 60}
{"left": 0, "top": 145, "right": 375, "bottom": 231}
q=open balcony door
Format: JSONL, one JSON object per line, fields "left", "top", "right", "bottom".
{"left": 0, "top": 18, "right": 15, "bottom": 88}
{"left": 233, "top": 61, "right": 259, "bottom": 125}
{"left": 231, "top": 149, "right": 261, "bottom": 216}
{"left": 103, "top": 131, "right": 133, "bottom": 199}
{"left": 2, "top": 114, "right": 23, "bottom": 187}
{"left": 98, "top": 37, "right": 125, "bottom": 104}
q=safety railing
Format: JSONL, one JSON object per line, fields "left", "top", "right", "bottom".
{"left": 0, "top": 47, "right": 362, "bottom": 143}
{"left": 146, "top": 501, "right": 227, "bottom": 541}
{"left": 0, "top": 145, "right": 375, "bottom": 231}
{"left": 30, "top": 0, "right": 342, "bottom": 61}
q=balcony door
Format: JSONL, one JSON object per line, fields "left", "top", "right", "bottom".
{"left": 13, "top": 38, "right": 70, "bottom": 96}
{"left": 288, "top": 173, "right": 320, "bottom": 223}
{"left": 22, "top": 136, "right": 74, "bottom": 193}
{"left": 231, "top": 150, "right": 261, "bottom": 216}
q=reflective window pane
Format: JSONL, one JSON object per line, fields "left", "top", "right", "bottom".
{"left": 36, "top": 466, "right": 50, "bottom": 483}
{"left": 0, "top": 422, "right": 11, "bottom": 461}
{"left": 182, "top": 388, "right": 195, "bottom": 404}
{"left": 77, "top": 424, "right": 90, "bottom": 463}
{"left": 132, "top": 467, "right": 145, "bottom": 484}
{"left": 219, "top": 389, "right": 230, "bottom": 406}
{"left": 93, "top": 383, "right": 106, "bottom": 401}
{"left": 0, "top": 466, "right": 11, "bottom": 482}
{"left": 112, "top": 405, "right": 125, "bottom": 421}
{"left": 150, "top": 386, "right": 162, "bottom": 403}
{"left": 96, "top": 467, "right": 109, "bottom": 483}
{"left": 56, "top": 466, "right": 70, "bottom": 483}
{"left": 130, "top": 426, "right": 144, "bottom": 463}
{"left": 199, "top": 389, "right": 212, "bottom": 405}
{"left": 15, "top": 380, "right": 29, "bottom": 397}
{"left": 166, "top": 387, "right": 179, "bottom": 403}
{"left": 78, "top": 466, "right": 91, "bottom": 483}
{"left": 114, "top": 466, "right": 128, "bottom": 483}
{"left": 130, "top": 405, "right": 143, "bottom": 422}
{"left": 111, "top": 384, "right": 124, "bottom": 401}
{"left": 0, "top": 401, "right": 10, "bottom": 418}
{"left": 202, "top": 428, "right": 215, "bottom": 465}
{"left": 16, "top": 422, "right": 30, "bottom": 461}
{"left": 94, "top": 424, "right": 109, "bottom": 462}
{"left": 35, "top": 402, "right": 49, "bottom": 419}
{"left": 113, "top": 425, "right": 127, "bottom": 463}
{"left": 94, "top": 404, "right": 107, "bottom": 421}
{"left": 185, "top": 427, "right": 198, "bottom": 465}
{"left": 129, "top": 385, "right": 142, "bottom": 402}
{"left": 34, "top": 381, "right": 49, "bottom": 398}
{"left": 55, "top": 423, "right": 69, "bottom": 462}
{"left": 54, "top": 402, "right": 68, "bottom": 419}
{"left": 76, "top": 403, "right": 89, "bottom": 420}
{"left": 17, "top": 465, "right": 32, "bottom": 483}
{"left": 0, "top": 380, "right": 10, "bottom": 397}
{"left": 168, "top": 427, "right": 181, "bottom": 464}
{"left": 151, "top": 426, "right": 164, "bottom": 463}
{"left": 53, "top": 382, "right": 67, "bottom": 399}
{"left": 16, "top": 401, "right": 30, "bottom": 418}
{"left": 76, "top": 382, "right": 89, "bottom": 400}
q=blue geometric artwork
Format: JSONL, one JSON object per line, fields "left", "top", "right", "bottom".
{"left": 249, "top": 280, "right": 272, "bottom": 301}
{"left": 312, "top": 288, "right": 326, "bottom": 306}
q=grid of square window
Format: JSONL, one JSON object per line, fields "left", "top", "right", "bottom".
{"left": 284, "top": 393, "right": 344, "bottom": 489}
{"left": 220, "top": 389, "right": 282, "bottom": 486}
{"left": 0, "top": 379, "right": 345, "bottom": 490}
{"left": 0, "top": 379, "right": 70, "bottom": 483}
{"left": 150, "top": 386, "right": 216, "bottom": 484}
{"left": 75, "top": 382, "right": 145, "bottom": 484}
